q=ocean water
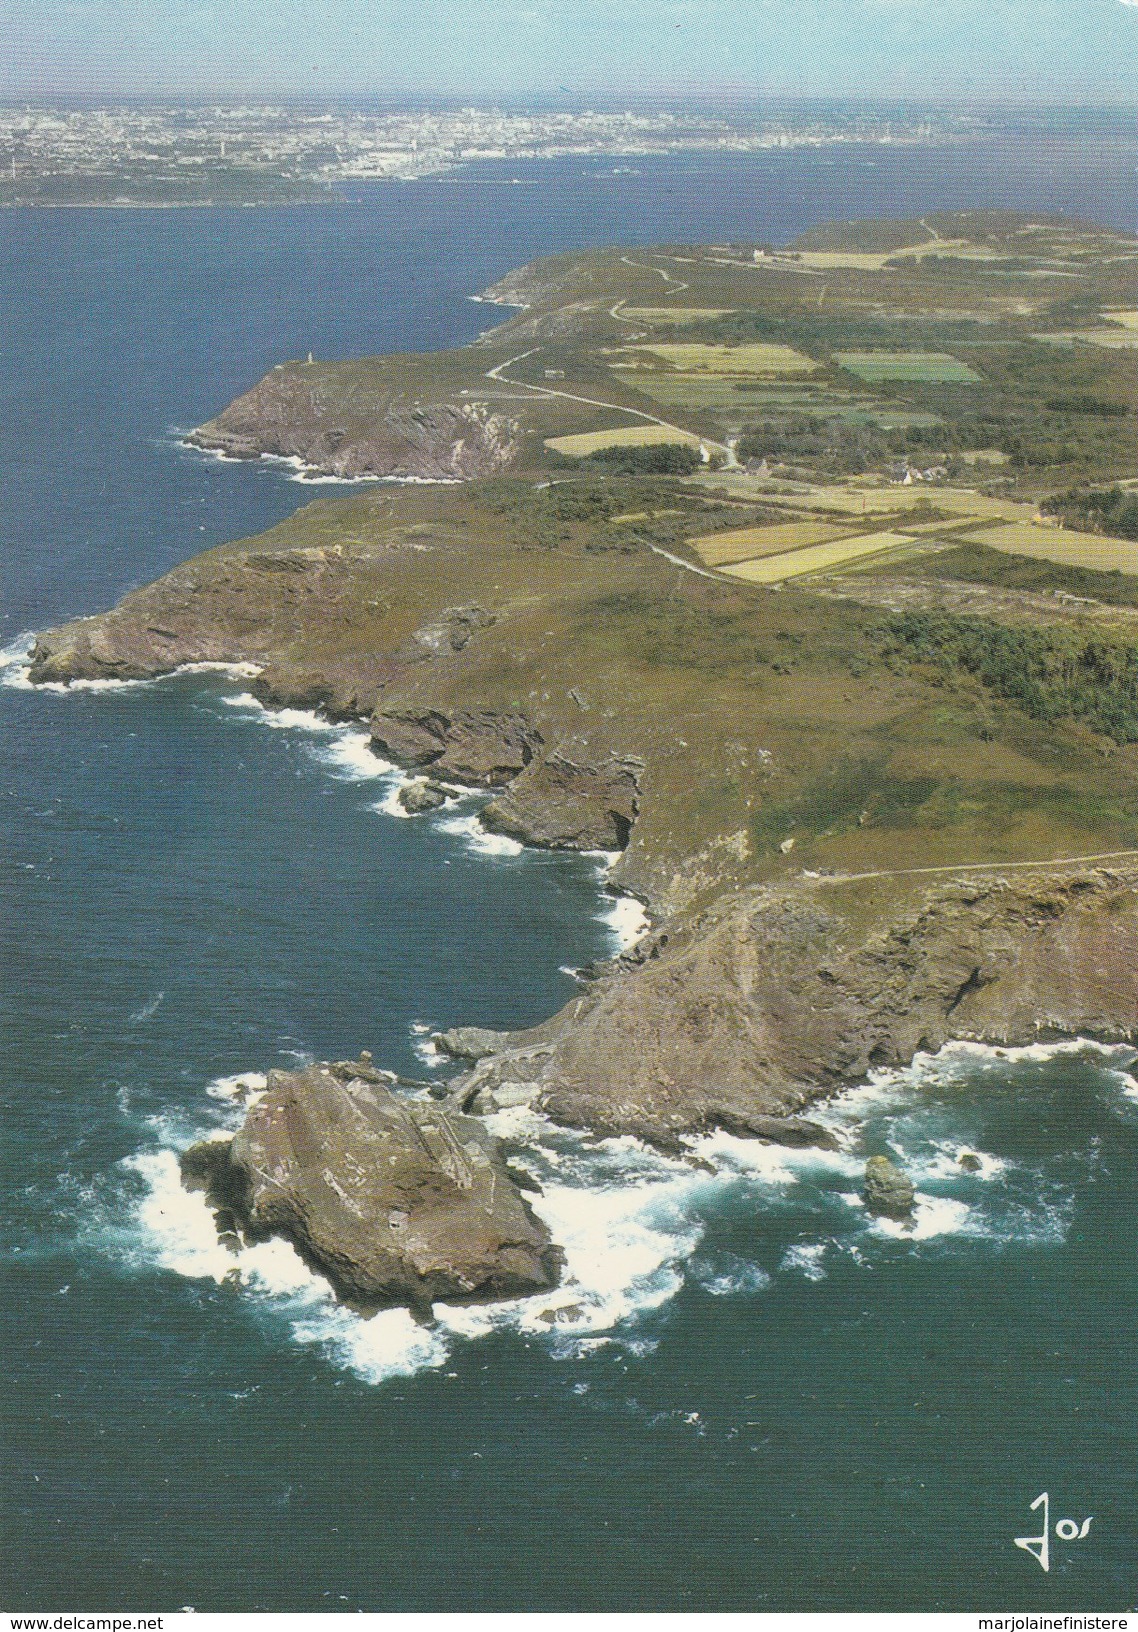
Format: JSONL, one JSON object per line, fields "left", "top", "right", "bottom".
{"left": 2, "top": 143, "right": 1137, "bottom": 1612}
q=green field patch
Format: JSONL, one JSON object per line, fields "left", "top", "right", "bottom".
{"left": 834, "top": 351, "right": 983, "bottom": 384}
{"left": 627, "top": 376, "right": 769, "bottom": 410}
{"left": 618, "top": 342, "right": 818, "bottom": 376}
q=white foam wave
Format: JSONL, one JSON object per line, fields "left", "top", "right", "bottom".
{"left": 181, "top": 438, "right": 460, "bottom": 488}
{"left": 0, "top": 633, "right": 35, "bottom": 688}
{"left": 204, "top": 1071, "right": 268, "bottom": 1113}
{"left": 920, "top": 1140, "right": 1007, "bottom": 1183}
{"left": 435, "top": 811, "right": 524, "bottom": 857}
{"left": 598, "top": 891, "right": 650, "bottom": 953}
{"left": 291, "top": 1306, "right": 450, "bottom": 1381}
{"left": 701, "top": 1257, "right": 773, "bottom": 1297}
{"left": 219, "top": 692, "right": 397, "bottom": 782}
{"left": 869, "top": 1194, "right": 975, "bottom": 1241}
{"left": 6, "top": 646, "right": 262, "bottom": 696}
{"left": 780, "top": 1242, "right": 828, "bottom": 1281}
{"left": 411, "top": 1032, "right": 443, "bottom": 1068}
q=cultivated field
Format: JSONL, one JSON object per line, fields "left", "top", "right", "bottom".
{"left": 719, "top": 529, "right": 917, "bottom": 583}
{"left": 782, "top": 483, "right": 1034, "bottom": 522}
{"left": 622, "top": 342, "right": 818, "bottom": 375}
{"left": 544, "top": 425, "right": 705, "bottom": 456}
{"left": 620, "top": 306, "right": 735, "bottom": 323}
{"left": 971, "top": 521, "right": 1138, "bottom": 573}
{"left": 692, "top": 518, "right": 854, "bottom": 566}
{"left": 628, "top": 377, "right": 776, "bottom": 410}
{"left": 834, "top": 351, "right": 983, "bottom": 384}
{"left": 1036, "top": 328, "right": 1138, "bottom": 350}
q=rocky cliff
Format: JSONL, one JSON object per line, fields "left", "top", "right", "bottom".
{"left": 28, "top": 489, "right": 1138, "bottom": 1156}
{"left": 444, "top": 864, "right": 1138, "bottom": 1146}
{"left": 187, "top": 361, "right": 523, "bottom": 479}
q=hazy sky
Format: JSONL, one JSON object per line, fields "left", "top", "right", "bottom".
{"left": 2, "top": 0, "right": 1137, "bottom": 105}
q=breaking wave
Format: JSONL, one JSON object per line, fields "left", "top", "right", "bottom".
{"left": 109, "top": 1037, "right": 1135, "bottom": 1387}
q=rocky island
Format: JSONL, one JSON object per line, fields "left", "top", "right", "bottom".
{"left": 181, "top": 1058, "right": 560, "bottom": 1313}
{"left": 30, "top": 213, "right": 1138, "bottom": 1310}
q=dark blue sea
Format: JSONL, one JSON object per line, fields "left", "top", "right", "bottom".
{"left": 2, "top": 143, "right": 1137, "bottom": 1612}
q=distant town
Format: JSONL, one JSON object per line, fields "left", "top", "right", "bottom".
{"left": 0, "top": 102, "right": 972, "bottom": 204}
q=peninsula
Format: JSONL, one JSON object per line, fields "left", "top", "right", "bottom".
{"left": 32, "top": 212, "right": 1138, "bottom": 1301}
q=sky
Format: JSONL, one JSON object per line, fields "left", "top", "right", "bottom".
{"left": 1, "top": 0, "right": 1136, "bottom": 106}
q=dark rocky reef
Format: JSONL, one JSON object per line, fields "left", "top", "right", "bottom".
{"left": 181, "top": 1060, "right": 561, "bottom": 1314}
{"left": 371, "top": 707, "right": 542, "bottom": 786}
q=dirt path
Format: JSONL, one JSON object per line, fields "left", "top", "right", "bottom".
{"left": 618, "top": 255, "right": 690, "bottom": 296}
{"left": 484, "top": 346, "right": 728, "bottom": 454}
{"left": 806, "top": 849, "right": 1138, "bottom": 886}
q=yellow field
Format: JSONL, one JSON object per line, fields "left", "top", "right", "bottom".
{"left": 971, "top": 521, "right": 1138, "bottom": 573}
{"left": 791, "top": 240, "right": 999, "bottom": 273}
{"left": 720, "top": 530, "right": 917, "bottom": 583}
{"left": 621, "top": 306, "right": 735, "bottom": 324}
{"left": 692, "top": 519, "right": 853, "bottom": 566}
{"left": 795, "top": 483, "right": 1034, "bottom": 523}
{"left": 1101, "top": 310, "right": 1138, "bottom": 330}
{"left": 628, "top": 342, "right": 817, "bottom": 375}
{"left": 544, "top": 425, "right": 705, "bottom": 456}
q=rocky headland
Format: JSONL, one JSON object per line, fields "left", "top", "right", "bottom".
{"left": 187, "top": 359, "right": 524, "bottom": 480}
{"left": 439, "top": 862, "right": 1138, "bottom": 1146}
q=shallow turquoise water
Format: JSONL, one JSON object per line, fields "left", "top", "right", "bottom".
{"left": 2, "top": 144, "right": 1137, "bottom": 1611}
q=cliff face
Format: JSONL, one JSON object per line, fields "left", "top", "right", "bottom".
{"left": 448, "top": 865, "right": 1138, "bottom": 1145}
{"left": 188, "top": 363, "right": 523, "bottom": 479}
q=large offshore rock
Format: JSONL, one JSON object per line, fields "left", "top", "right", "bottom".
{"left": 181, "top": 1063, "right": 561, "bottom": 1313}
{"left": 863, "top": 1154, "right": 917, "bottom": 1219}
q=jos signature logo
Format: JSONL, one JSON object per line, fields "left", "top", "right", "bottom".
{"left": 1015, "top": 1491, "right": 1094, "bottom": 1572}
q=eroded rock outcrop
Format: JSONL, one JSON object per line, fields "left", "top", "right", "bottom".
{"left": 450, "top": 865, "right": 1138, "bottom": 1146}
{"left": 370, "top": 707, "right": 542, "bottom": 786}
{"left": 863, "top": 1154, "right": 917, "bottom": 1219}
{"left": 181, "top": 1061, "right": 561, "bottom": 1312}
{"left": 481, "top": 752, "right": 642, "bottom": 851}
